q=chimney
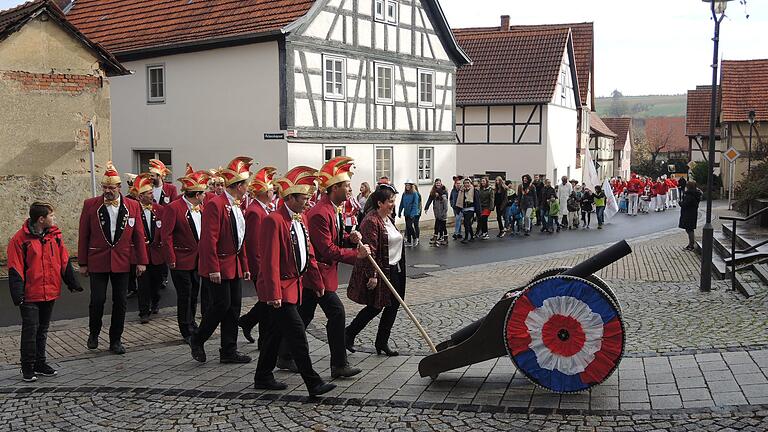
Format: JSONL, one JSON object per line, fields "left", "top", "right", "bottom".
{"left": 500, "top": 15, "right": 510, "bottom": 32}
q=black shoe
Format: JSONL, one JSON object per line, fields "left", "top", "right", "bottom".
{"left": 33, "top": 363, "right": 57, "bottom": 377}
{"left": 238, "top": 317, "right": 255, "bottom": 344}
{"left": 126, "top": 290, "right": 137, "bottom": 299}
{"left": 150, "top": 303, "right": 160, "bottom": 314}
{"left": 254, "top": 378, "right": 288, "bottom": 391}
{"left": 331, "top": 365, "right": 362, "bottom": 378}
{"left": 87, "top": 333, "right": 98, "bottom": 350}
{"left": 276, "top": 357, "right": 298, "bottom": 372}
{"left": 139, "top": 315, "right": 150, "bottom": 324}
{"left": 109, "top": 342, "right": 126, "bottom": 355}
{"left": 183, "top": 335, "right": 192, "bottom": 345}
{"left": 190, "top": 341, "right": 206, "bottom": 363}
{"left": 375, "top": 344, "right": 399, "bottom": 356}
{"left": 345, "top": 329, "right": 356, "bottom": 353}
{"left": 220, "top": 352, "right": 251, "bottom": 364}
{"left": 460, "top": 239, "right": 468, "bottom": 244}
{"left": 308, "top": 382, "right": 336, "bottom": 397}
{"left": 21, "top": 366, "right": 37, "bottom": 382}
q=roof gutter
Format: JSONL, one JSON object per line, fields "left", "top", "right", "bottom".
{"left": 114, "top": 30, "right": 283, "bottom": 62}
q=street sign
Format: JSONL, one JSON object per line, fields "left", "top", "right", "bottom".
{"left": 723, "top": 147, "right": 741, "bottom": 163}
{"left": 264, "top": 133, "right": 285, "bottom": 140}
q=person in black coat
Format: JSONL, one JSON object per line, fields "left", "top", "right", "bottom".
{"left": 679, "top": 181, "right": 702, "bottom": 250}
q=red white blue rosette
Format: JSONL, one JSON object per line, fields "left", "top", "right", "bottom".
{"left": 504, "top": 275, "right": 624, "bottom": 393}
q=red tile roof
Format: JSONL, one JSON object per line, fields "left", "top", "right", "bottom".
{"left": 646, "top": 117, "right": 688, "bottom": 153}
{"left": 454, "top": 27, "right": 570, "bottom": 105}
{"left": 685, "top": 85, "right": 720, "bottom": 137}
{"left": 65, "top": 0, "right": 315, "bottom": 54}
{"left": 602, "top": 117, "right": 632, "bottom": 147}
{"left": 0, "top": 0, "right": 128, "bottom": 75}
{"left": 589, "top": 112, "right": 617, "bottom": 138}
{"left": 720, "top": 59, "right": 768, "bottom": 122}
{"left": 454, "top": 22, "right": 593, "bottom": 106}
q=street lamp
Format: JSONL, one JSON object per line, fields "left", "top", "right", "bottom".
{"left": 747, "top": 110, "right": 755, "bottom": 175}
{"left": 700, "top": 0, "right": 732, "bottom": 292}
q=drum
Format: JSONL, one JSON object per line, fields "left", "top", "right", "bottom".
{"left": 504, "top": 275, "right": 625, "bottom": 393}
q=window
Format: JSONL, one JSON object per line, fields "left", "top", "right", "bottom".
{"left": 375, "top": 63, "right": 394, "bottom": 105}
{"left": 323, "top": 55, "right": 346, "bottom": 101}
{"left": 375, "top": 147, "right": 393, "bottom": 180}
{"left": 418, "top": 147, "right": 433, "bottom": 182}
{"left": 418, "top": 69, "right": 435, "bottom": 108}
{"left": 324, "top": 146, "right": 346, "bottom": 162}
{"left": 147, "top": 65, "right": 165, "bottom": 103}
{"left": 136, "top": 150, "right": 172, "bottom": 176}
{"left": 375, "top": 0, "right": 398, "bottom": 24}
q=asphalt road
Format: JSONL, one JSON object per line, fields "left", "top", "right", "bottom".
{"left": 0, "top": 209, "right": 681, "bottom": 327}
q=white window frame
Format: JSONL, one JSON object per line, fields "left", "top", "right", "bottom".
{"left": 323, "top": 54, "right": 346, "bottom": 101}
{"left": 375, "top": 0, "right": 398, "bottom": 24}
{"left": 375, "top": 147, "right": 393, "bottom": 181}
{"left": 146, "top": 64, "right": 166, "bottom": 104}
{"left": 418, "top": 69, "right": 435, "bottom": 108}
{"left": 417, "top": 147, "right": 434, "bottom": 184}
{"left": 375, "top": 62, "right": 395, "bottom": 106}
{"left": 135, "top": 150, "right": 172, "bottom": 176}
{"left": 324, "top": 146, "right": 346, "bottom": 162}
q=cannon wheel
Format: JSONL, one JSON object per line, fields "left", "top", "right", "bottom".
{"left": 515, "top": 267, "right": 620, "bottom": 312}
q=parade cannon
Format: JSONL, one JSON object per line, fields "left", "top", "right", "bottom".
{"left": 417, "top": 240, "right": 631, "bottom": 393}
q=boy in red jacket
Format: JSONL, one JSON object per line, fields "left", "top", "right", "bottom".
{"left": 7, "top": 202, "right": 83, "bottom": 382}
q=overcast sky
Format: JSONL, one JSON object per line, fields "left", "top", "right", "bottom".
{"left": 1, "top": 0, "right": 764, "bottom": 97}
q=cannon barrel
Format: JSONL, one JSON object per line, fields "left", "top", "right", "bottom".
{"left": 438, "top": 240, "right": 631, "bottom": 350}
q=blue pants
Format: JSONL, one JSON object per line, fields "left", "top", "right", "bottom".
{"left": 596, "top": 206, "right": 605, "bottom": 226}
{"left": 454, "top": 211, "right": 463, "bottom": 235}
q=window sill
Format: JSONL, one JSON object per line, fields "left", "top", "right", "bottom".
{"left": 147, "top": 100, "right": 166, "bottom": 105}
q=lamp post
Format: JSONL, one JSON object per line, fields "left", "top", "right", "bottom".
{"left": 700, "top": 0, "right": 731, "bottom": 293}
{"left": 747, "top": 110, "right": 755, "bottom": 175}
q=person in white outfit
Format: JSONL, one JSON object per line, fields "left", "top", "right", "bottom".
{"left": 556, "top": 176, "right": 573, "bottom": 227}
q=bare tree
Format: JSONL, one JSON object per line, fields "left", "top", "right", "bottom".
{"left": 645, "top": 122, "right": 675, "bottom": 164}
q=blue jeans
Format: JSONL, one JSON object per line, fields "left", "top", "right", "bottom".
{"left": 454, "top": 211, "right": 463, "bottom": 235}
{"left": 596, "top": 206, "right": 605, "bottom": 226}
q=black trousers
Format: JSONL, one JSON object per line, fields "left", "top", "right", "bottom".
{"left": 128, "top": 265, "right": 137, "bottom": 293}
{"left": 280, "top": 289, "right": 347, "bottom": 368}
{"left": 89, "top": 272, "right": 129, "bottom": 344}
{"left": 433, "top": 219, "right": 447, "bottom": 236}
{"left": 170, "top": 269, "right": 206, "bottom": 338}
{"left": 137, "top": 263, "right": 163, "bottom": 317}
{"left": 346, "top": 266, "right": 404, "bottom": 347}
{"left": 462, "top": 210, "right": 475, "bottom": 239}
{"left": 19, "top": 300, "right": 55, "bottom": 367}
{"left": 255, "top": 303, "right": 323, "bottom": 390}
{"left": 478, "top": 214, "right": 489, "bottom": 234}
{"left": 193, "top": 278, "right": 241, "bottom": 355}
{"left": 405, "top": 216, "right": 420, "bottom": 242}
{"left": 239, "top": 300, "right": 268, "bottom": 348}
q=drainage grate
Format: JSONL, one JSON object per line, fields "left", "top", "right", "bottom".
{"left": 409, "top": 273, "right": 432, "bottom": 279}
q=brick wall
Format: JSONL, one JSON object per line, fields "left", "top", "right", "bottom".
{"left": 1, "top": 71, "right": 101, "bottom": 93}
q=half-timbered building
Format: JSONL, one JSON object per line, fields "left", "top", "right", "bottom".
{"left": 64, "top": 0, "right": 469, "bottom": 211}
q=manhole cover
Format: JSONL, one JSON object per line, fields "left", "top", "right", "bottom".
{"left": 412, "top": 264, "right": 441, "bottom": 269}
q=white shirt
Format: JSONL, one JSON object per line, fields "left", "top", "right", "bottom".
{"left": 143, "top": 208, "right": 153, "bottom": 241}
{"left": 152, "top": 186, "right": 163, "bottom": 204}
{"left": 225, "top": 190, "right": 245, "bottom": 250}
{"left": 183, "top": 197, "right": 202, "bottom": 239}
{"left": 257, "top": 199, "right": 271, "bottom": 215}
{"left": 384, "top": 218, "right": 403, "bottom": 265}
{"left": 286, "top": 206, "right": 308, "bottom": 272}
{"left": 106, "top": 195, "right": 120, "bottom": 241}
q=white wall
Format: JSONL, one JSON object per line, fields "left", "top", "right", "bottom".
{"left": 110, "top": 42, "right": 285, "bottom": 180}
{"left": 544, "top": 103, "right": 579, "bottom": 181}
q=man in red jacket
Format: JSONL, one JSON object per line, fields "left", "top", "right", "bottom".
{"left": 164, "top": 164, "right": 210, "bottom": 343}
{"left": 78, "top": 162, "right": 148, "bottom": 354}
{"left": 253, "top": 166, "right": 335, "bottom": 396}
{"left": 7, "top": 202, "right": 83, "bottom": 382}
{"left": 277, "top": 157, "right": 369, "bottom": 378}
{"left": 148, "top": 159, "right": 179, "bottom": 205}
{"left": 132, "top": 174, "right": 166, "bottom": 323}
{"left": 190, "top": 157, "right": 252, "bottom": 364}
{"left": 237, "top": 166, "right": 277, "bottom": 345}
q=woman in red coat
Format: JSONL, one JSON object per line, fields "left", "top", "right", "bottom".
{"left": 345, "top": 184, "right": 406, "bottom": 356}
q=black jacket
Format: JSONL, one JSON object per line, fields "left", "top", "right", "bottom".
{"left": 678, "top": 188, "right": 702, "bottom": 230}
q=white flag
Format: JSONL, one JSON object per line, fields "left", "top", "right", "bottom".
{"left": 582, "top": 149, "right": 601, "bottom": 190}
{"left": 603, "top": 178, "right": 620, "bottom": 220}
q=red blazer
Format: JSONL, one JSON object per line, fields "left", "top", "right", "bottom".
{"left": 257, "top": 204, "right": 325, "bottom": 304}
{"left": 244, "top": 200, "right": 270, "bottom": 282}
{"left": 306, "top": 195, "right": 357, "bottom": 292}
{"left": 198, "top": 193, "right": 248, "bottom": 280}
{"left": 162, "top": 198, "right": 202, "bottom": 271}
{"left": 155, "top": 183, "right": 179, "bottom": 205}
{"left": 78, "top": 195, "right": 148, "bottom": 273}
{"left": 139, "top": 202, "right": 165, "bottom": 265}
{"left": 203, "top": 192, "right": 219, "bottom": 206}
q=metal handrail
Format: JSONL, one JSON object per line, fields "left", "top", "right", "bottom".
{"left": 735, "top": 238, "right": 768, "bottom": 254}
{"left": 719, "top": 205, "right": 768, "bottom": 291}
{"left": 720, "top": 205, "right": 768, "bottom": 222}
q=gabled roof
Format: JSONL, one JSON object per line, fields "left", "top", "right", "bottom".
{"left": 602, "top": 117, "right": 632, "bottom": 146}
{"left": 685, "top": 85, "right": 721, "bottom": 137}
{"left": 720, "top": 59, "right": 768, "bottom": 122}
{"left": 646, "top": 117, "right": 688, "bottom": 152}
{"left": 0, "top": 0, "right": 128, "bottom": 75}
{"left": 454, "top": 22, "right": 593, "bottom": 107}
{"left": 454, "top": 27, "right": 574, "bottom": 105}
{"left": 589, "top": 112, "right": 617, "bottom": 138}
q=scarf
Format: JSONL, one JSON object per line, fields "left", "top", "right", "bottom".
{"left": 457, "top": 188, "right": 474, "bottom": 206}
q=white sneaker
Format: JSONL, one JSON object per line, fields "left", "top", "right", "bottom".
{"left": 414, "top": 238, "right": 420, "bottom": 246}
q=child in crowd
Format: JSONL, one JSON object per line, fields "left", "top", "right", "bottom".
{"left": 567, "top": 191, "right": 580, "bottom": 229}
{"left": 547, "top": 196, "right": 560, "bottom": 233}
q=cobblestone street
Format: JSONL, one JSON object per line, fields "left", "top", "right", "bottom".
{"left": 1, "top": 227, "right": 767, "bottom": 430}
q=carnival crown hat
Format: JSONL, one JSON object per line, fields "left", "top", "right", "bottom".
{"left": 178, "top": 163, "right": 210, "bottom": 192}
{"left": 101, "top": 161, "right": 121, "bottom": 186}
{"left": 219, "top": 156, "right": 254, "bottom": 187}
{"left": 248, "top": 166, "right": 278, "bottom": 195}
{"left": 275, "top": 166, "right": 319, "bottom": 198}
{"left": 207, "top": 167, "right": 225, "bottom": 185}
{"left": 317, "top": 156, "right": 355, "bottom": 190}
{"left": 123, "top": 172, "right": 138, "bottom": 186}
{"left": 148, "top": 159, "right": 171, "bottom": 177}
{"left": 133, "top": 173, "right": 154, "bottom": 195}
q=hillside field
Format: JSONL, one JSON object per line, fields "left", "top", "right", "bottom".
{"left": 595, "top": 94, "right": 686, "bottom": 118}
